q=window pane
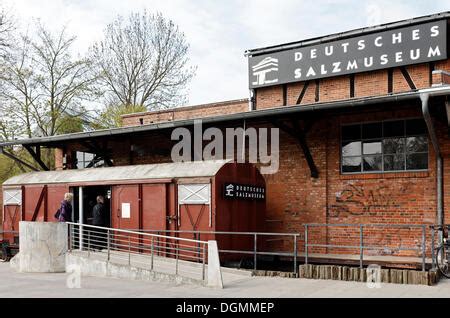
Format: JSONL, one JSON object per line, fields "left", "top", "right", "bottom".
{"left": 406, "top": 119, "right": 427, "bottom": 136}
{"left": 342, "top": 141, "right": 361, "bottom": 156}
{"left": 342, "top": 125, "right": 361, "bottom": 140}
{"left": 363, "top": 155, "right": 382, "bottom": 172}
{"left": 383, "top": 121, "right": 404, "bottom": 138}
{"left": 76, "top": 152, "right": 84, "bottom": 161}
{"left": 406, "top": 153, "right": 428, "bottom": 170}
{"left": 363, "top": 141, "right": 382, "bottom": 155}
{"left": 362, "top": 123, "right": 382, "bottom": 139}
{"left": 383, "top": 138, "right": 405, "bottom": 154}
{"left": 342, "top": 157, "right": 362, "bottom": 173}
{"left": 406, "top": 136, "right": 428, "bottom": 153}
{"left": 384, "top": 154, "right": 406, "bottom": 171}
{"left": 85, "top": 153, "right": 95, "bottom": 161}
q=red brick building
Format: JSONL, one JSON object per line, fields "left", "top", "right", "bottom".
{"left": 2, "top": 12, "right": 450, "bottom": 267}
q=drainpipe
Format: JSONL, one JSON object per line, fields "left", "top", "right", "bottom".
{"left": 421, "top": 92, "right": 443, "bottom": 238}
{"left": 249, "top": 89, "right": 256, "bottom": 111}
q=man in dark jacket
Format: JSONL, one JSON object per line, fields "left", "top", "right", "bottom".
{"left": 92, "top": 196, "right": 106, "bottom": 226}
{"left": 92, "top": 196, "right": 106, "bottom": 250}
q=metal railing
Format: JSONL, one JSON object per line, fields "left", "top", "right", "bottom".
{"left": 304, "top": 223, "right": 429, "bottom": 271}
{"left": 126, "top": 229, "right": 301, "bottom": 275}
{"left": 67, "top": 223, "right": 209, "bottom": 282}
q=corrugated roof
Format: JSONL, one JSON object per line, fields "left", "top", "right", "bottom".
{"left": 1, "top": 87, "right": 450, "bottom": 149}
{"left": 0, "top": 90, "right": 431, "bottom": 148}
{"left": 2, "top": 160, "right": 232, "bottom": 186}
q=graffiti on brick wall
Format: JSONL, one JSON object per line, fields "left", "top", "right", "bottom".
{"left": 329, "top": 183, "right": 410, "bottom": 218}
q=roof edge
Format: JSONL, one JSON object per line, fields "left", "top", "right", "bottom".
{"left": 121, "top": 98, "right": 249, "bottom": 119}
{"left": 246, "top": 11, "right": 450, "bottom": 57}
{"left": 2, "top": 89, "right": 449, "bottom": 148}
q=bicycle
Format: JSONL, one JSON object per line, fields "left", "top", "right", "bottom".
{"left": 433, "top": 225, "right": 450, "bottom": 279}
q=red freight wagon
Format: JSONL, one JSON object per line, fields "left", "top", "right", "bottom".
{"left": 2, "top": 160, "right": 266, "bottom": 261}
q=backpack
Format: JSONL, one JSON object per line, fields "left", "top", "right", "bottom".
{"left": 54, "top": 208, "right": 61, "bottom": 220}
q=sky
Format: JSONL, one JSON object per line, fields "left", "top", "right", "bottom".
{"left": 2, "top": 0, "right": 450, "bottom": 106}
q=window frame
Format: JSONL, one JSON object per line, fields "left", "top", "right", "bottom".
{"left": 340, "top": 118, "right": 429, "bottom": 175}
{"left": 76, "top": 152, "right": 93, "bottom": 169}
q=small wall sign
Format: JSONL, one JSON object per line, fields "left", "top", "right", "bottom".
{"left": 223, "top": 183, "right": 265, "bottom": 201}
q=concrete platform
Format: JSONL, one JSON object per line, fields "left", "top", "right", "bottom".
{"left": 67, "top": 249, "right": 252, "bottom": 287}
{"left": 1, "top": 262, "right": 450, "bottom": 298}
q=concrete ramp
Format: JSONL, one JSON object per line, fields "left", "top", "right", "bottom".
{"left": 66, "top": 250, "right": 252, "bottom": 287}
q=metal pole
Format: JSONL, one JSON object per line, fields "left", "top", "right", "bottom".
{"left": 254, "top": 234, "right": 257, "bottom": 271}
{"left": 360, "top": 224, "right": 364, "bottom": 269}
{"left": 431, "top": 226, "right": 436, "bottom": 270}
{"left": 294, "top": 235, "right": 298, "bottom": 276}
{"left": 202, "top": 243, "right": 206, "bottom": 281}
{"left": 68, "top": 224, "right": 72, "bottom": 252}
{"left": 176, "top": 242, "right": 179, "bottom": 275}
{"left": 305, "top": 225, "right": 309, "bottom": 265}
{"left": 78, "top": 187, "right": 84, "bottom": 251}
{"left": 151, "top": 237, "right": 154, "bottom": 270}
{"left": 88, "top": 230, "right": 90, "bottom": 258}
{"left": 422, "top": 225, "right": 426, "bottom": 272}
{"left": 107, "top": 229, "right": 111, "bottom": 262}
{"left": 128, "top": 236, "right": 131, "bottom": 266}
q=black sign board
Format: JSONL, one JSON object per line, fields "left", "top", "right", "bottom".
{"left": 248, "top": 20, "right": 447, "bottom": 89}
{"left": 223, "top": 183, "right": 265, "bottom": 201}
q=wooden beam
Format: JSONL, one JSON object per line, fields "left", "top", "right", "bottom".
{"left": 272, "top": 119, "right": 319, "bottom": 178}
{"left": 388, "top": 68, "right": 394, "bottom": 94}
{"left": 315, "top": 80, "right": 320, "bottom": 102}
{"left": 429, "top": 62, "right": 435, "bottom": 86}
{"left": 80, "top": 140, "right": 113, "bottom": 167}
{"left": 291, "top": 120, "right": 319, "bottom": 178}
{"left": 31, "top": 186, "right": 47, "bottom": 221}
{"left": 350, "top": 74, "right": 355, "bottom": 98}
{"left": 282, "top": 84, "right": 288, "bottom": 106}
{"left": 296, "top": 81, "right": 310, "bottom": 105}
{"left": 0, "top": 147, "right": 39, "bottom": 171}
{"left": 24, "top": 145, "right": 50, "bottom": 171}
{"left": 400, "top": 67, "right": 417, "bottom": 90}
{"left": 21, "top": 185, "right": 26, "bottom": 221}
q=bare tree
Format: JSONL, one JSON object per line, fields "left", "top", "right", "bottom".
{"left": 0, "top": 6, "right": 14, "bottom": 58}
{"left": 90, "top": 11, "right": 196, "bottom": 110}
{"left": 0, "top": 34, "right": 38, "bottom": 138}
{"left": 0, "top": 22, "right": 96, "bottom": 138}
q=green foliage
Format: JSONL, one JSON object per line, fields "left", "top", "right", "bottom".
{"left": 57, "top": 114, "right": 84, "bottom": 134}
{"left": 92, "top": 104, "right": 148, "bottom": 129}
{"left": 0, "top": 148, "right": 33, "bottom": 184}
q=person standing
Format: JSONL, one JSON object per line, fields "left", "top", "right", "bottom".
{"left": 92, "top": 196, "right": 106, "bottom": 227}
{"left": 56, "top": 193, "right": 73, "bottom": 223}
{"left": 92, "top": 195, "right": 106, "bottom": 250}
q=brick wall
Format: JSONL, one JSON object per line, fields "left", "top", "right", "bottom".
{"left": 255, "top": 63, "right": 450, "bottom": 110}
{"left": 83, "top": 100, "right": 445, "bottom": 256}
{"left": 121, "top": 99, "right": 249, "bottom": 127}
{"left": 52, "top": 59, "right": 450, "bottom": 257}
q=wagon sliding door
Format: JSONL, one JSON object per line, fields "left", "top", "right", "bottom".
{"left": 111, "top": 183, "right": 168, "bottom": 254}
{"left": 2, "top": 187, "right": 22, "bottom": 243}
{"left": 177, "top": 183, "right": 212, "bottom": 261}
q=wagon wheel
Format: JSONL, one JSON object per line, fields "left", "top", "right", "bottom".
{"left": 436, "top": 245, "right": 450, "bottom": 279}
{"left": 0, "top": 250, "right": 10, "bottom": 262}
{"left": 0, "top": 243, "right": 10, "bottom": 262}
{"left": 238, "top": 258, "right": 254, "bottom": 270}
